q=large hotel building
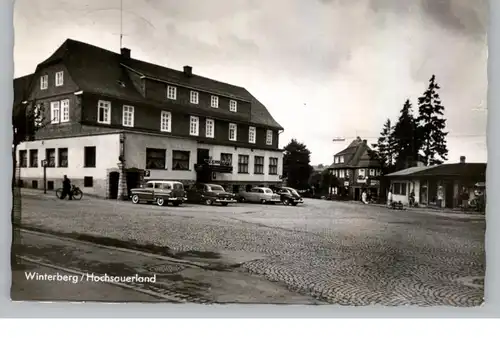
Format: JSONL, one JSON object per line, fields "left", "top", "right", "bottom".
{"left": 14, "top": 39, "right": 284, "bottom": 199}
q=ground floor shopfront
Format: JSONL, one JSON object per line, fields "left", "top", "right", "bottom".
{"left": 16, "top": 132, "right": 283, "bottom": 199}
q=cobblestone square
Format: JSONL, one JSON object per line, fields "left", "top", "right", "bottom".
{"left": 20, "top": 190, "right": 485, "bottom": 306}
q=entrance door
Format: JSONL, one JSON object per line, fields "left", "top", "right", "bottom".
{"left": 126, "top": 171, "right": 141, "bottom": 198}
{"left": 445, "top": 181, "right": 454, "bottom": 208}
{"left": 109, "top": 172, "right": 120, "bottom": 199}
{"left": 196, "top": 148, "right": 211, "bottom": 183}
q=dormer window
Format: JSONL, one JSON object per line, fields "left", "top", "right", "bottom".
{"left": 55, "top": 71, "right": 64, "bottom": 87}
{"left": 211, "top": 95, "right": 219, "bottom": 108}
{"left": 167, "top": 86, "right": 177, "bottom": 100}
{"left": 340, "top": 156, "right": 345, "bottom": 163}
{"left": 229, "top": 100, "right": 237, "bottom": 112}
{"left": 40, "top": 75, "right": 48, "bottom": 90}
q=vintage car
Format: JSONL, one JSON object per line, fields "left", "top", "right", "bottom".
{"left": 130, "top": 180, "right": 187, "bottom": 207}
{"left": 186, "top": 183, "right": 237, "bottom": 206}
{"left": 237, "top": 187, "right": 282, "bottom": 204}
{"left": 275, "top": 187, "right": 304, "bottom": 206}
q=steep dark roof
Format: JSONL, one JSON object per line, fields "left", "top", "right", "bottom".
{"left": 329, "top": 137, "right": 381, "bottom": 169}
{"left": 387, "top": 163, "right": 486, "bottom": 178}
{"left": 13, "top": 74, "right": 34, "bottom": 106}
{"left": 37, "top": 39, "right": 283, "bottom": 130}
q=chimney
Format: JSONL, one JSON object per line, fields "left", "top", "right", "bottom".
{"left": 121, "top": 48, "right": 131, "bottom": 59}
{"left": 183, "top": 65, "right": 193, "bottom": 77}
{"left": 460, "top": 156, "right": 466, "bottom": 164}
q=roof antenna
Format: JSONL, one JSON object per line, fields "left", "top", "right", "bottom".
{"left": 120, "top": 0, "right": 123, "bottom": 49}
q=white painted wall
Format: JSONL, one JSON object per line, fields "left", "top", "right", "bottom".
{"left": 17, "top": 134, "right": 121, "bottom": 179}
{"left": 123, "top": 133, "right": 283, "bottom": 183}
{"left": 201, "top": 144, "right": 283, "bottom": 183}
{"left": 124, "top": 132, "right": 198, "bottom": 181}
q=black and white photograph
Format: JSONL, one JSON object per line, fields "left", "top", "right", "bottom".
{"left": 10, "top": 0, "right": 487, "bottom": 306}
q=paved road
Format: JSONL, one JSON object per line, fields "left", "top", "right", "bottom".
{"left": 19, "top": 190, "right": 485, "bottom": 306}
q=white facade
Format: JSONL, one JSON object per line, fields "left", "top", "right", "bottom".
{"left": 123, "top": 132, "right": 283, "bottom": 184}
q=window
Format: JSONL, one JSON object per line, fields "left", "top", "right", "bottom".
{"left": 266, "top": 130, "right": 273, "bottom": 145}
{"left": 190, "top": 116, "right": 199, "bottom": 136}
{"left": 254, "top": 156, "right": 264, "bottom": 174}
{"left": 211, "top": 95, "right": 219, "bottom": 108}
{"left": 60, "top": 99, "right": 70, "bottom": 122}
{"left": 238, "top": 155, "right": 249, "bottom": 173}
{"left": 55, "top": 71, "right": 64, "bottom": 86}
{"left": 34, "top": 104, "right": 43, "bottom": 127}
{"left": 122, "top": 105, "right": 134, "bottom": 127}
{"left": 58, "top": 148, "right": 68, "bottom": 167}
{"left": 248, "top": 126, "right": 256, "bottom": 144}
{"left": 229, "top": 123, "right": 237, "bottom": 141}
{"left": 46, "top": 148, "right": 56, "bottom": 167}
{"left": 167, "top": 86, "right": 177, "bottom": 100}
{"left": 84, "top": 176, "right": 94, "bottom": 188}
{"left": 339, "top": 169, "right": 345, "bottom": 178}
{"left": 221, "top": 153, "right": 232, "bottom": 165}
{"left": 40, "top": 75, "right": 48, "bottom": 90}
{"left": 160, "top": 111, "right": 171, "bottom": 132}
{"left": 358, "top": 169, "right": 366, "bottom": 180}
{"left": 269, "top": 157, "right": 278, "bottom": 175}
{"left": 29, "top": 149, "right": 38, "bottom": 167}
{"left": 369, "top": 169, "right": 375, "bottom": 177}
{"left": 229, "top": 100, "right": 237, "bottom": 112}
{"left": 146, "top": 148, "right": 166, "bottom": 170}
{"left": 340, "top": 156, "right": 345, "bottom": 163}
{"left": 84, "top": 146, "right": 96, "bottom": 168}
{"left": 97, "top": 100, "right": 111, "bottom": 124}
{"left": 393, "top": 182, "right": 407, "bottom": 196}
{"left": 190, "top": 91, "right": 199, "bottom": 104}
{"left": 205, "top": 119, "right": 214, "bottom": 138}
{"left": 19, "top": 150, "right": 27, "bottom": 168}
{"left": 172, "top": 150, "right": 190, "bottom": 170}
{"left": 334, "top": 156, "right": 339, "bottom": 164}
{"left": 50, "top": 101, "right": 60, "bottom": 124}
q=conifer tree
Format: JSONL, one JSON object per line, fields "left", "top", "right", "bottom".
{"left": 416, "top": 75, "right": 449, "bottom": 165}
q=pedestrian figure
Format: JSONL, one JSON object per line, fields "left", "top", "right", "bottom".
{"left": 387, "top": 189, "right": 393, "bottom": 207}
{"left": 60, "top": 175, "right": 73, "bottom": 200}
{"left": 409, "top": 190, "right": 415, "bottom": 207}
{"left": 361, "top": 190, "right": 368, "bottom": 204}
{"left": 460, "top": 187, "right": 469, "bottom": 208}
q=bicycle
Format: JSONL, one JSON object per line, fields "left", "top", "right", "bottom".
{"left": 56, "top": 184, "right": 83, "bottom": 200}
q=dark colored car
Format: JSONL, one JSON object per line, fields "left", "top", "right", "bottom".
{"left": 275, "top": 187, "right": 304, "bottom": 206}
{"left": 186, "top": 183, "right": 237, "bottom": 206}
{"left": 130, "top": 180, "right": 187, "bottom": 206}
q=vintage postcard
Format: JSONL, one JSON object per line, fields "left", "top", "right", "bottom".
{"left": 11, "top": 0, "right": 487, "bottom": 305}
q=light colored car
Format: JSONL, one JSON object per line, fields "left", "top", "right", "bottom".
{"left": 238, "top": 187, "right": 282, "bottom": 204}
{"left": 130, "top": 180, "right": 187, "bottom": 207}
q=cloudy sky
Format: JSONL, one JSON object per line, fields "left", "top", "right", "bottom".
{"left": 14, "top": 0, "right": 488, "bottom": 165}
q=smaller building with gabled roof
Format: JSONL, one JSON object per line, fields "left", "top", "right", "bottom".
{"left": 328, "top": 137, "right": 383, "bottom": 200}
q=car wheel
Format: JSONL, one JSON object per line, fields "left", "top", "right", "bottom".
{"left": 260, "top": 199, "right": 266, "bottom": 204}
{"left": 283, "top": 199, "right": 290, "bottom": 206}
{"left": 157, "top": 197, "right": 165, "bottom": 206}
{"left": 239, "top": 197, "right": 246, "bottom": 203}
{"left": 205, "top": 199, "right": 214, "bottom": 205}
{"left": 131, "top": 195, "right": 140, "bottom": 204}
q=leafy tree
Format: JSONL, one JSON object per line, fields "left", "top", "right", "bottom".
{"left": 283, "top": 139, "right": 313, "bottom": 189}
{"left": 391, "top": 99, "right": 422, "bottom": 170}
{"left": 371, "top": 118, "right": 395, "bottom": 172}
{"left": 416, "top": 75, "right": 449, "bottom": 165}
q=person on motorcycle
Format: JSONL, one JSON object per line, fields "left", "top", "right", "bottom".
{"left": 60, "top": 175, "right": 73, "bottom": 200}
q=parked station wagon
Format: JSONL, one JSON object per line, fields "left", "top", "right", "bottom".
{"left": 237, "top": 187, "right": 281, "bottom": 204}
{"left": 186, "top": 183, "right": 237, "bottom": 206}
{"left": 130, "top": 180, "right": 187, "bottom": 207}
